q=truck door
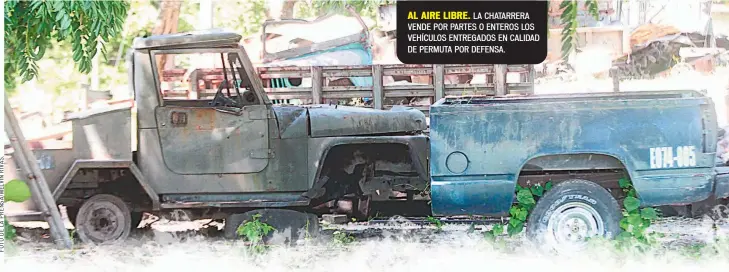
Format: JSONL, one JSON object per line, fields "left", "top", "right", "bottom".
{"left": 153, "top": 50, "right": 270, "bottom": 174}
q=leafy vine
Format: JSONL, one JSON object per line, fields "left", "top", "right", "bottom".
{"left": 485, "top": 182, "right": 553, "bottom": 239}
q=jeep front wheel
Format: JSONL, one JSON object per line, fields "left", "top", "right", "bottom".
{"left": 75, "top": 194, "right": 132, "bottom": 244}
{"left": 526, "top": 179, "right": 622, "bottom": 252}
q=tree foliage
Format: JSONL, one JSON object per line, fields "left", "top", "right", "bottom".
{"left": 4, "top": 0, "right": 129, "bottom": 92}
{"left": 559, "top": 0, "right": 600, "bottom": 60}
{"left": 310, "top": 0, "right": 394, "bottom": 20}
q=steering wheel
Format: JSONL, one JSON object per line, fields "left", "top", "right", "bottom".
{"left": 242, "top": 90, "right": 257, "bottom": 103}
{"left": 209, "top": 80, "right": 240, "bottom": 108}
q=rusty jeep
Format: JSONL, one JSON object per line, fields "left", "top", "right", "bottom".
{"left": 5, "top": 30, "right": 430, "bottom": 244}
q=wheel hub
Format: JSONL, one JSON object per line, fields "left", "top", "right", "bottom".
{"left": 546, "top": 202, "right": 604, "bottom": 251}
{"left": 90, "top": 208, "right": 119, "bottom": 235}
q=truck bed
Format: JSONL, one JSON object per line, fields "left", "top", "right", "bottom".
{"left": 428, "top": 89, "right": 718, "bottom": 216}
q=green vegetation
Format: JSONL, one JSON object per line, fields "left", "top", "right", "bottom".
{"left": 426, "top": 216, "right": 444, "bottom": 233}
{"left": 4, "top": 0, "right": 129, "bottom": 91}
{"left": 236, "top": 214, "right": 276, "bottom": 254}
{"left": 615, "top": 177, "right": 662, "bottom": 250}
{"left": 4, "top": 179, "right": 33, "bottom": 241}
{"left": 559, "top": 1, "right": 600, "bottom": 60}
{"left": 332, "top": 230, "right": 356, "bottom": 246}
{"left": 484, "top": 182, "right": 553, "bottom": 239}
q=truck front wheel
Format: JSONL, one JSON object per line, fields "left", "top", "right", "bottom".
{"left": 75, "top": 194, "right": 133, "bottom": 244}
{"left": 526, "top": 179, "right": 621, "bottom": 252}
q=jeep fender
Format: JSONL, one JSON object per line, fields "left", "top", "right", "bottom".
{"left": 53, "top": 159, "right": 161, "bottom": 210}
{"left": 303, "top": 135, "right": 429, "bottom": 199}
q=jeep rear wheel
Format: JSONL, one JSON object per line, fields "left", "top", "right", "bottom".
{"left": 526, "top": 179, "right": 621, "bottom": 252}
{"left": 75, "top": 194, "right": 132, "bottom": 244}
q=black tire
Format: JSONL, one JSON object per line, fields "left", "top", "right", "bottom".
{"left": 66, "top": 206, "right": 79, "bottom": 226}
{"left": 526, "top": 179, "right": 621, "bottom": 251}
{"left": 131, "top": 212, "right": 144, "bottom": 229}
{"left": 75, "top": 194, "right": 132, "bottom": 244}
{"left": 224, "top": 209, "right": 320, "bottom": 245}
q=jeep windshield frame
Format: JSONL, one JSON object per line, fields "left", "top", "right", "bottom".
{"left": 149, "top": 47, "right": 270, "bottom": 107}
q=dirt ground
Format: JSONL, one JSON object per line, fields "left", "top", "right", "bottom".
{"left": 4, "top": 212, "right": 729, "bottom": 271}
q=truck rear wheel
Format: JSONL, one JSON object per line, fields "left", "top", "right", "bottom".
{"left": 526, "top": 179, "right": 621, "bottom": 252}
{"left": 75, "top": 194, "right": 132, "bottom": 244}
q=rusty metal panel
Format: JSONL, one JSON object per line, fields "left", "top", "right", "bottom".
{"left": 134, "top": 51, "right": 159, "bottom": 129}
{"left": 137, "top": 128, "right": 309, "bottom": 194}
{"left": 160, "top": 192, "right": 309, "bottom": 208}
{"left": 68, "top": 106, "right": 132, "bottom": 161}
{"left": 272, "top": 107, "right": 308, "bottom": 139}
{"left": 154, "top": 105, "right": 270, "bottom": 174}
{"left": 132, "top": 31, "right": 242, "bottom": 50}
{"left": 3, "top": 149, "right": 76, "bottom": 214}
{"left": 307, "top": 105, "right": 427, "bottom": 137}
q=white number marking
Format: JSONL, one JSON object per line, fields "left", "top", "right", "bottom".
{"left": 649, "top": 146, "right": 696, "bottom": 169}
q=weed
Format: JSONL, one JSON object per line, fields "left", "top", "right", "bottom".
{"left": 615, "top": 177, "right": 661, "bottom": 250}
{"left": 332, "top": 230, "right": 356, "bottom": 246}
{"left": 4, "top": 217, "right": 17, "bottom": 241}
{"left": 236, "top": 214, "right": 276, "bottom": 254}
{"left": 4, "top": 179, "right": 32, "bottom": 244}
{"left": 467, "top": 222, "right": 476, "bottom": 233}
{"left": 426, "top": 216, "right": 444, "bottom": 232}
{"left": 484, "top": 182, "right": 553, "bottom": 240}
{"left": 367, "top": 211, "right": 382, "bottom": 222}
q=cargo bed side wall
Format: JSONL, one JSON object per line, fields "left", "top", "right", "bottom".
{"left": 428, "top": 97, "right": 715, "bottom": 216}
{"left": 4, "top": 149, "right": 76, "bottom": 217}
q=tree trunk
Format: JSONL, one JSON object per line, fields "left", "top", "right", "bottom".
{"left": 280, "top": 0, "right": 297, "bottom": 19}
{"left": 267, "top": 0, "right": 298, "bottom": 20}
{"left": 153, "top": 1, "right": 182, "bottom": 77}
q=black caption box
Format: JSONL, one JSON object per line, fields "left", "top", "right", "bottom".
{"left": 396, "top": 0, "right": 548, "bottom": 64}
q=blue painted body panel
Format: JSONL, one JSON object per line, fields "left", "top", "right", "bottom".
{"left": 429, "top": 91, "right": 718, "bottom": 216}
{"left": 269, "top": 43, "right": 374, "bottom": 88}
{"left": 714, "top": 166, "right": 729, "bottom": 199}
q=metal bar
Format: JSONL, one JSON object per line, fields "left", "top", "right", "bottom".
{"left": 323, "top": 86, "right": 372, "bottom": 92}
{"left": 4, "top": 96, "right": 73, "bottom": 249}
{"left": 434, "top": 64, "right": 445, "bottom": 102}
{"left": 494, "top": 64, "right": 507, "bottom": 96}
{"left": 386, "top": 90, "right": 436, "bottom": 98}
{"left": 383, "top": 85, "right": 434, "bottom": 91}
{"left": 610, "top": 67, "right": 620, "bottom": 92}
{"left": 311, "top": 66, "right": 323, "bottom": 104}
{"left": 527, "top": 65, "right": 535, "bottom": 94}
{"left": 160, "top": 200, "right": 310, "bottom": 209}
{"left": 372, "top": 65, "right": 384, "bottom": 110}
{"left": 322, "top": 70, "right": 372, "bottom": 78}
{"left": 322, "top": 91, "right": 373, "bottom": 99}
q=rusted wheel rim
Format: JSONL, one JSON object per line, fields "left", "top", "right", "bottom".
{"left": 79, "top": 203, "right": 126, "bottom": 242}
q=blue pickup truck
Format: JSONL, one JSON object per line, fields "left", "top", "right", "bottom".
{"left": 428, "top": 90, "right": 729, "bottom": 248}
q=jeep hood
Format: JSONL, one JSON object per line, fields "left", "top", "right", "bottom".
{"left": 305, "top": 105, "right": 427, "bottom": 137}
